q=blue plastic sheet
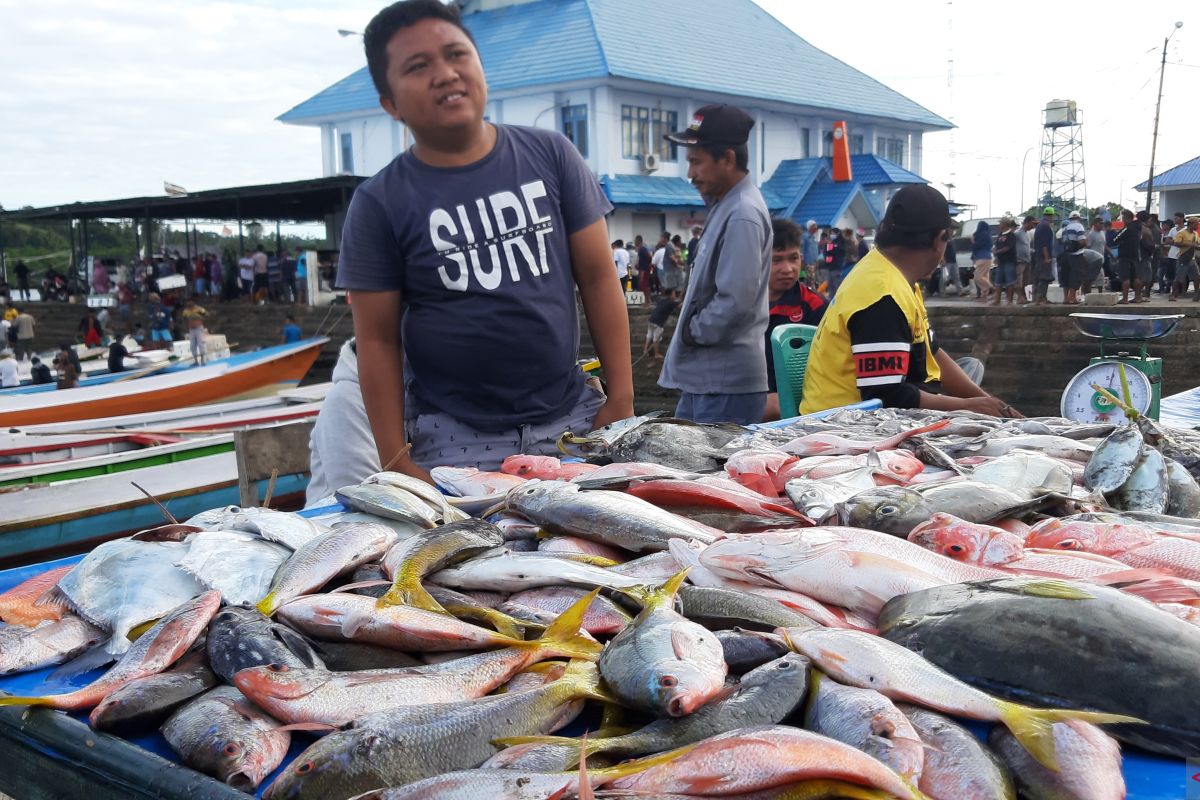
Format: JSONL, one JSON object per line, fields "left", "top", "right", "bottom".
{"left": 0, "top": 506, "right": 1188, "bottom": 798}
{"left": 1160, "top": 387, "right": 1200, "bottom": 431}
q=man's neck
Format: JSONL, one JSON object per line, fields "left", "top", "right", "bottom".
{"left": 708, "top": 171, "right": 748, "bottom": 202}
{"left": 412, "top": 122, "right": 497, "bottom": 168}
{"left": 878, "top": 247, "right": 929, "bottom": 285}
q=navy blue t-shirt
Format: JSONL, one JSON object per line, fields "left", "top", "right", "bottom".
{"left": 337, "top": 125, "right": 612, "bottom": 430}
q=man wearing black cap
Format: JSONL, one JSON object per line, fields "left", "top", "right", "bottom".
{"left": 658, "top": 104, "right": 773, "bottom": 425}
{"left": 800, "top": 184, "right": 1018, "bottom": 417}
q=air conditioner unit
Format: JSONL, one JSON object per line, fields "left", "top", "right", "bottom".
{"left": 642, "top": 153, "right": 661, "bottom": 173}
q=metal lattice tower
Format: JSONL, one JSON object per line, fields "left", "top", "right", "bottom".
{"left": 1037, "top": 100, "right": 1088, "bottom": 218}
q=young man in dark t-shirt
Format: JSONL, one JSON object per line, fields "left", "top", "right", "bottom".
{"left": 644, "top": 289, "right": 682, "bottom": 360}
{"left": 336, "top": 0, "right": 633, "bottom": 480}
{"left": 763, "top": 218, "right": 827, "bottom": 421}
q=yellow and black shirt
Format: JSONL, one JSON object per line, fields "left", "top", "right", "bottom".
{"left": 800, "top": 249, "right": 941, "bottom": 414}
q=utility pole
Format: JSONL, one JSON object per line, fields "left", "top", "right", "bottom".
{"left": 1146, "top": 21, "right": 1183, "bottom": 213}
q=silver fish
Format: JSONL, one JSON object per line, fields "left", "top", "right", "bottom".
{"left": 175, "top": 531, "right": 290, "bottom": 606}
{"left": 57, "top": 538, "right": 206, "bottom": 654}
{"left": 598, "top": 571, "right": 727, "bottom": 717}
{"left": 1107, "top": 446, "right": 1168, "bottom": 513}
{"left": 785, "top": 466, "right": 879, "bottom": 522}
{"left": 365, "top": 471, "right": 471, "bottom": 523}
{"left": 1083, "top": 425, "right": 1144, "bottom": 492}
{"left": 188, "top": 506, "right": 327, "bottom": 551}
{"left": 430, "top": 550, "right": 645, "bottom": 593}
{"left": 257, "top": 522, "right": 397, "bottom": 615}
{"left": 899, "top": 704, "right": 1015, "bottom": 800}
{"left": 505, "top": 480, "right": 717, "bottom": 553}
{"left": 162, "top": 686, "right": 290, "bottom": 792}
{"left": 0, "top": 615, "right": 106, "bottom": 676}
{"left": 1165, "top": 457, "right": 1200, "bottom": 519}
{"left": 335, "top": 483, "right": 442, "bottom": 529}
{"left": 804, "top": 671, "right": 925, "bottom": 783}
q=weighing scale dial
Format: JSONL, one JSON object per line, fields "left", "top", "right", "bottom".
{"left": 1060, "top": 362, "right": 1152, "bottom": 423}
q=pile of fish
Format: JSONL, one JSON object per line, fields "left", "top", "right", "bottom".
{"left": 2, "top": 408, "right": 1200, "bottom": 799}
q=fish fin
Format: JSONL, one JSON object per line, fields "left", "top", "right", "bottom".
{"left": 47, "top": 642, "right": 116, "bottom": 681}
{"left": 339, "top": 606, "right": 372, "bottom": 638}
{"left": 331, "top": 579, "right": 391, "bottom": 594}
{"left": 586, "top": 742, "right": 702, "bottom": 785}
{"left": 617, "top": 569, "right": 690, "bottom": 611}
{"left": 998, "top": 701, "right": 1143, "bottom": 772}
{"left": 455, "top": 605, "right": 540, "bottom": 639}
{"left": 513, "top": 589, "right": 603, "bottom": 661}
{"left": 1094, "top": 572, "right": 1200, "bottom": 605}
{"left": 866, "top": 448, "right": 882, "bottom": 469}
{"left": 255, "top": 593, "right": 278, "bottom": 617}
{"left": 1007, "top": 579, "right": 1095, "bottom": 601}
{"left": 0, "top": 696, "right": 56, "bottom": 708}
{"left": 577, "top": 731, "right": 595, "bottom": 800}
{"left": 376, "top": 575, "right": 444, "bottom": 612}
{"left": 274, "top": 722, "right": 340, "bottom": 734}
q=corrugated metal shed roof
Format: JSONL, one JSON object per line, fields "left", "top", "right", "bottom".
{"left": 1135, "top": 155, "right": 1200, "bottom": 191}
{"left": 600, "top": 174, "right": 703, "bottom": 207}
{"left": 279, "top": 0, "right": 949, "bottom": 128}
{"left": 769, "top": 154, "right": 926, "bottom": 190}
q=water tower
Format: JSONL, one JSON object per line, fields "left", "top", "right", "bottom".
{"left": 1037, "top": 100, "right": 1088, "bottom": 219}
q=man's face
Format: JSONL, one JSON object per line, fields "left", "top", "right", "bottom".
{"left": 378, "top": 19, "right": 486, "bottom": 137}
{"left": 769, "top": 247, "right": 802, "bottom": 293}
{"left": 1176, "top": 214, "right": 1186, "bottom": 227}
{"left": 686, "top": 146, "right": 736, "bottom": 198}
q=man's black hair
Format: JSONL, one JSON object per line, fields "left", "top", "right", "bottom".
{"left": 365, "top": 0, "right": 476, "bottom": 98}
{"left": 771, "top": 218, "right": 803, "bottom": 252}
{"left": 874, "top": 221, "right": 946, "bottom": 250}
{"left": 286, "top": 315, "right": 295, "bottom": 322}
{"left": 700, "top": 143, "right": 749, "bottom": 172}
{"left": 611, "top": 239, "right": 624, "bottom": 248}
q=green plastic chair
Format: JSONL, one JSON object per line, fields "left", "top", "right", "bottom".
{"left": 771, "top": 323, "right": 819, "bottom": 419}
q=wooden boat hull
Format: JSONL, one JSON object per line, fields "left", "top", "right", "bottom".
{"left": 0, "top": 339, "right": 326, "bottom": 427}
{"left": 0, "top": 452, "right": 307, "bottom": 567}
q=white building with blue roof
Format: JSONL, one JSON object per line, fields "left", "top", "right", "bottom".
{"left": 1136, "top": 155, "right": 1200, "bottom": 219}
{"left": 278, "top": 0, "right": 950, "bottom": 243}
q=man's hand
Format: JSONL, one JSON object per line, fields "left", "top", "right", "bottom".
{"left": 591, "top": 395, "right": 635, "bottom": 430}
{"left": 388, "top": 453, "right": 434, "bottom": 486}
{"left": 962, "top": 396, "right": 1022, "bottom": 418}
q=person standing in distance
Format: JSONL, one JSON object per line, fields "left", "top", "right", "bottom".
{"left": 337, "top": 0, "right": 633, "bottom": 482}
{"left": 658, "top": 104, "right": 772, "bottom": 425}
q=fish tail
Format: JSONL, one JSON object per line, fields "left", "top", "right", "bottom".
{"left": 255, "top": 593, "right": 278, "bottom": 617}
{"left": 733, "top": 781, "right": 902, "bottom": 800}
{"left": 473, "top": 606, "right": 540, "bottom": 640}
{"left": 618, "top": 568, "right": 690, "bottom": 610}
{"left": 515, "top": 589, "right": 602, "bottom": 661}
{"left": 998, "top": 701, "right": 1142, "bottom": 771}
{"left": 585, "top": 742, "right": 700, "bottom": 784}
{"left": 560, "top": 659, "right": 614, "bottom": 703}
{"left": 374, "top": 583, "right": 442, "bottom": 612}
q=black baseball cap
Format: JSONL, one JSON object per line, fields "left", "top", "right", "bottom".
{"left": 664, "top": 104, "right": 754, "bottom": 147}
{"left": 880, "top": 184, "right": 953, "bottom": 233}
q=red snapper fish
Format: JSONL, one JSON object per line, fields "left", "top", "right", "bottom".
{"left": 627, "top": 479, "right": 812, "bottom": 532}
{"left": 723, "top": 449, "right": 799, "bottom": 496}
{"left": 777, "top": 419, "right": 951, "bottom": 457}
{"left": 1026, "top": 518, "right": 1200, "bottom": 581}
{"left": 501, "top": 455, "right": 598, "bottom": 481}
{"left": 0, "top": 565, "right": 72, "bottom": 627}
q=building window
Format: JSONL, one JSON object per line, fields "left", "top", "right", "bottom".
{"left": 339, "top": 131, "right": 354, "bottom": 174}
{"left": 621, "top": 105, "right": 678, "bottom": 161}
{"left": 877, "top": 137, "right": 906, "bottom": 166}
{"left": 849, "top": 134, "right": 864, "bottom": 155}
{"left": 561, "top": 104, "right": 588, "bottom": 157}
{"left": 822, "top": 130, "right": 833, "bottom": 157}
{"left": 799, "top": 128, "right": 810, "bottom": 159}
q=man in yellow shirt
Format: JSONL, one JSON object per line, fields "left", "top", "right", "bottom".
{"left": 1170, "top": 217, "right": 1199, "bottom": 302}
{"left": 801, "top": 185, "right": 1018, "bottom": 417}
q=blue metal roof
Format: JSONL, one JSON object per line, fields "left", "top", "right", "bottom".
{"left": 1135, "top": 155, "right": 1200, "bottom": 191}
{"left": 760, "top": 160, "right": 827, "bottom": 212}
{"left": 769, "top": 154, "right": 926, "bottom": 190}
{"left": 789, "top": 181, "right": 875, "bottom": 228}
{"left": 600, "top": 174, "right": 703, "bottom": 208}
{"left": 279, "top": 0, "right": 950, "bottom": 128}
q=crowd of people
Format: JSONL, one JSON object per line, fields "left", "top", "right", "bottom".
{"left": 927, "top": 208, "right": 1198, "bottom": 307}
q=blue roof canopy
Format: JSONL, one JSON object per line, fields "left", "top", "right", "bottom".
{"left": 1135, "top": 155, "right": 1200, "bottom": 191}
{"left": 788, "top": 181, "right": 878, "bottom": 229}
{"left": 279, "top": 0, "right": 949, "bottom": 128}
{"left": 601, "top": 174, "right": 703, "bottom": 208}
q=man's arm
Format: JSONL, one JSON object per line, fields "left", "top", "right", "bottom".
{"left": 935, "top": 349, "right": 987, "bottom": 398}
{"left": 570, "top": 218, "right": 634, "bottom": 430}
{"left": 685, "top": 217, "right": 766, "bottom": 346}
{"left": 349, "top": 290, "right": 431, "bottom": 482}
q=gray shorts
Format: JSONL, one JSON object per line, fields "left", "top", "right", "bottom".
{"left": 1176, "top": 258, "right": 1200, "bottom": 284}
{"left": 661, "top": 269, "right": 683, "bottom": 290}
{"left": 1118, "top": 256, "right": 1151, "bottom": 283}
{"left": 406, "top": 380, "right": 606, "bottom": 472}
{"left": 646, "top": 322, "right": 665, "bottom": 344}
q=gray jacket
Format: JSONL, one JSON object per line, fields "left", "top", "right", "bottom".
{"left": 659, "top": 173, "right": 772, "bottom": 395}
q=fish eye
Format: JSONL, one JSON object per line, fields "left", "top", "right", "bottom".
{"left": 776, "top": 660, "right": 793, "bottom": 670}
{"left": 878, "top": 505, "right": 898, "bottom": 516}
{"left": 267, "top": 663, "right": 289, "bottom": 673}
{"left": 948, "top": 544, "right": 964, "bottom": 554}
{"left": 223, "top": 742, "right": 242, "bottom": 757}
{"left": 659, "top": 675, "right": 678, "bottom": 688}
{"left": 296, "top": 760, "right": 315, "bottom": 775}
{"left": 1057, "top": 539, "right": 1081, "bottom": 550}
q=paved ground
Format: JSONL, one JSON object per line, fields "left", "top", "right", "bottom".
{"left": 924, "top": 284, "right": 1199, "bottom": 309}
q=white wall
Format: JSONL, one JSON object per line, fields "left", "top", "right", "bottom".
{"left": 606, "top": 208, "right": 707, "bottom": 249}
{"left": 1162, "top": 188, "right": 1200, "bottom": 219}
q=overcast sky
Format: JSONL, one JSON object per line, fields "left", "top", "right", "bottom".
{"left": 0, "top": 0, "right": 1192, "bottom": 219}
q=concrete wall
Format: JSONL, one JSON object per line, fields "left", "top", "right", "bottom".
{"left": 1161, "top": 187, "right": 1200, "bottom": 219}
